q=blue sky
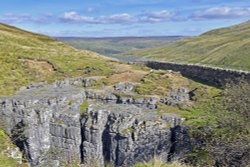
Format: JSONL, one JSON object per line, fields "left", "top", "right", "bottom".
{"left": 0, "top": 0, "right": 249, "bottom": 37}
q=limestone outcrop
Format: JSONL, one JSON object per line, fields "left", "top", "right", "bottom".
{"left": 0, "top": 84, "right": 85, "bottom": 166}
{"left": 0, "top": 78, "right": 191, "bottom": 166}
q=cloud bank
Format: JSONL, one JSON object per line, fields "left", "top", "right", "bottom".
{"left": 191, "top": 6, "right": 250, "bottom": 19}
{"left": 60, "top": 10, "right": 179, "bottom": 24}
{"left": 0, "top": 6, "right": 249, "bottom": 25}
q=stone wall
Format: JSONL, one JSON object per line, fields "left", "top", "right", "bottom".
{"left": 144, "top": 61, "right": 250, "bottom": 86}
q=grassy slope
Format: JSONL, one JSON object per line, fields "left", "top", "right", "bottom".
{"left": 58, "top": 36, "right": 183, "bottom": 56}
{"left": 0, "top": 22, "right": 219, "bottom": 115}
{"left": 127, "top": 21, "right": 250, "bottom": 70}
{"left": 0, "top": 23, "right": 120, "bottom": 95}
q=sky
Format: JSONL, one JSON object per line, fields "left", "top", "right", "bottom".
{"left": 0, "top": 0, "right": 249, "bottom": 37}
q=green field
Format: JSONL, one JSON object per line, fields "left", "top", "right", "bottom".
{"left": 126, "top": 21, "right": 250, "bottom": 71}
{"left": 58, "top": 36, "right": 183, "bottom": 56}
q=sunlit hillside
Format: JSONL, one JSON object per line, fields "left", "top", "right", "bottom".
{"left": 126, "top": 21, "right": 250, "bottom": 71}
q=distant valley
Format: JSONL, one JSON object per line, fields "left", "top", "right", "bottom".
{"left": 58, "top": 21, "right": 250, "bottom": 71}
{"left": 58, "top": 36, "right": 184, "bottom": 57}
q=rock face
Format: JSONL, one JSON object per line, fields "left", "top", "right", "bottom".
{"left": 0, "top": 79, "right": 191, "bottom": 166}
{"left": 114, "top": 82, "right": 136, "bottom": 92}
{"left": 161, "top": 88, "right": 191, "bottom": 106}
{"left": 0, "top": 84, "right": 85, "bottom": 166}
{"left": 85, "top": 89, "right": 159, "bottom": 109}
{"left": 81, "top": 101, "right": 183, "bottom": 166}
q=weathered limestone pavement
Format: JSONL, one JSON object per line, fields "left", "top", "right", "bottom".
{"left": 0, "top": 78, "right": 191, "bottom": 167}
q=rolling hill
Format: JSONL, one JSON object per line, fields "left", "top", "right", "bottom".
{"left": 125, "top": 21, "right": 250, "bottom": 71}
{"left": 58, "top": 36, "right": 183, "bottom": 56}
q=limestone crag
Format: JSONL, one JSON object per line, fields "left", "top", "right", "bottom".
{"left": 81, "top": 101, "right": 184, "bottom": 166}
{"left": 0, "top": 85, "right": 85, "bottom": 166}
{"left": 114, "top": 82, "right": 137, "bottom": 92}
{"left": 161, "top": 87, "right": 191, "bottom": 106}
{"left": 18, "top": 76, "right": 106, "bottom": 91}
{"left": 86, "top": 88, "right": 159, "bottom": 109}
{"left": 0, "top": 78, "right": 191, "bottom": 166}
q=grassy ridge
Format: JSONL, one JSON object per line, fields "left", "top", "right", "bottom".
{"left": 126, "top": 21, "right": 250, "bottom": 71}
{"left": 0, "top": 23, "right": 119, "bottom": 95}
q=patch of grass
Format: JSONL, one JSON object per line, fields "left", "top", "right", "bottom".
{"left": 68, "top": 100, "right": 74, "bottom": 106}
{"left": 80, "top": 100, "right": 88, "bottom": 115}
{"left": 134, "top": 71, "right": 172, "bottom": 96}
{"left": 182, "top": 106, "right": 217, "bottom": 127}
{"left": 157, "top": 103, "right": 184, "bottom": 115}
{"left": 121, "top": 127, "right": 134, "bottom": 134}
{"left": 134, "top": 159, "right": 191, "bottom": 167}
{"left": 0, "top": 130, "right": 24, "bottom": 167}
{"left": 180, "top": 88, "right": 220, "bottom": 126}
{"left": 155, "top": 83, "right": 221, "bottom": 126}
{"left": 134, "top": 70, "right": 202, "bottom": 96}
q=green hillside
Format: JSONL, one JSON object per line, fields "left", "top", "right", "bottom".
{"left": 126, "top": 21, "right": 250, "bottom": 71}
{"left": 0, "top": 23, "right": 120, "bottom": 95}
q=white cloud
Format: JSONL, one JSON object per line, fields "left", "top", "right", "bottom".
{"left": 60, "top": 10, "right": 177, "bottom": 24}
{"left": 100, "top": 13, "right": 136, "bottom": 23}
{"left": 62, "top": 11, "right": 96, "bottom": 23}
{"left": 192, "top": 6, "right": 250, "bottom": 19}
{"left": 139, "top": 10, "right": 177, "bottom": 23}
{"left": 2, "top": 7, "right": 249, "bottom": 25}
{"left": 61, "top": 12, "right": 136, "bottom": 24}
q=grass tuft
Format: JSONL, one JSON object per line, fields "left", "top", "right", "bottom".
{"left": 134, "top": 158, "right": 191, "bottom": 167}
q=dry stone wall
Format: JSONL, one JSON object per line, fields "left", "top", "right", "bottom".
{"left": 145, "top": 61, "right": 250, "bottom": 86}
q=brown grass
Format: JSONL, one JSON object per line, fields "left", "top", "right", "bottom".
{"left": 108, "top": 63, "right": 148, "bottom": 84}
{"left": 19, "top": 58, "right": 56, "bottom": 78}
